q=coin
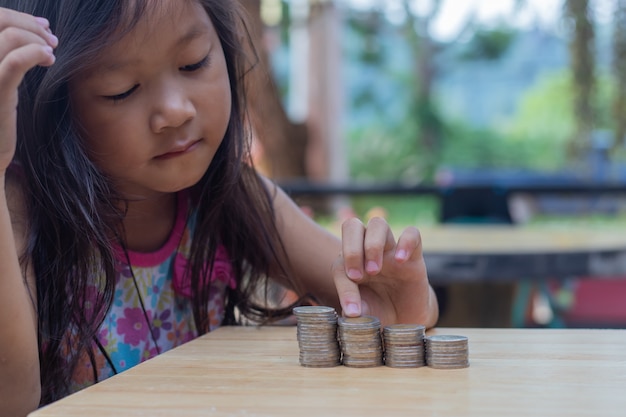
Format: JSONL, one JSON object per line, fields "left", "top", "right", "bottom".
{"left": 295, "top": 309, "right": 470, "bottom": 371}
{"left": 293, "top": 306, "right": 341, "bottom": 368}
{"left": 383, "top": 324, "right": 426, "bottom": 368}
{"left": 338, "top": 315, "right": 383, "bottom": 368}
{"left": 424, "top": 334, "right": 469, "bottom": 369}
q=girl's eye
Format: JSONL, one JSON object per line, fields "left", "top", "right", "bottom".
{"left": 100, "top": 55, "right": 209, "bottom": 102}
{"left": 104, "top": 84, "right": 139, "bottom": 102}
{"left": 181, "top": 55, "right": 210, "bottom": 72}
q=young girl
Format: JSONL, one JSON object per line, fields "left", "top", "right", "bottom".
{"left": 0, "top": 1, "right": 438, "bottom": 415}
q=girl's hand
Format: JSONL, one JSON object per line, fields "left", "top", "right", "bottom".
{"left": 0, "top": 8, "right": 57, "bottom": 172}
{"left": 332, "top": 217, "right": 437, "bottom": 327}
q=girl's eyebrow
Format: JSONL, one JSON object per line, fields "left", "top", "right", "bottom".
{"left": 100, "top": 24, "right": 210, "bottom": 74}
{"left": 175, "top": 24, "right": 210, "bottom": 49}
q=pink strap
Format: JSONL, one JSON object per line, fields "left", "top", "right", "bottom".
{"left": 172, "top": 245, "right": 236, "bottom": 298}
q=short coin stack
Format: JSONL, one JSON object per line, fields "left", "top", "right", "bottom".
{"left": 383, "top": 324, "right": 426, "bottom": 368}
{"left": 337, "top": 316, "right": 384, "bottom": 368}
{"left": 293, "top": 306, "right": 341, "bottom": 367}
{"left": 424, "top": 335, "right": 470, "bottom": 369}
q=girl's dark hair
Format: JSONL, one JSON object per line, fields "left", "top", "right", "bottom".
{"left": 6, "top": 0, "right": 305, "bottom": 405}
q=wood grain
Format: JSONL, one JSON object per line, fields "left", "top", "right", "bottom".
{"left": 30, "top": 326, "right": 626, "bottom": 417}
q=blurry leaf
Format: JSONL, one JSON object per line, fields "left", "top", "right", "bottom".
{"left": 458, "top": 27, "right": 518, "bottom": 61}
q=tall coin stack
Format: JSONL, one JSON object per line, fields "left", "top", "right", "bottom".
{"left": 424, "top": 335, "right": 470, "bottom": 369}
{"left": 293, "top": 306, "right": 341, "bottom": 368}
{"left": 337, "top": 316, "right": 384, "bottom": 368}
{"left": 383, "top": 324, "right": 426, "bottom": 368}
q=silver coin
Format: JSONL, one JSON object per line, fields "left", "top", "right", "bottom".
{"left": 293, "top": 305, "right": 336, "bottom": 315}
{"left": 425, "top": 335, "right": 468, "bottom": 343}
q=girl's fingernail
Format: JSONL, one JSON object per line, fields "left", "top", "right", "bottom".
{"left": 35, "top": 17, "right": 49, "bottom": 27}
{"left": 345, "top": 303, "right": 360, "bottom": 316}
{"left": 347, "top": 269, "right": 362, "bottom": 280}
{"left": 366, "top": 261, "right": 378, "bottom": 273}
{"left": 48, "top": 33, "right": 58, "bottom": 47}
{"left": 395, "top": 249, "right": 408, "bottom": 260}
{"left": 43, "top": 46, "right": 55, "bottom": 63}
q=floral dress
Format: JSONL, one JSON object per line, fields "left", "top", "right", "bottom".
{"left": 70, "top": 193, "right": 236, "bottom": 392}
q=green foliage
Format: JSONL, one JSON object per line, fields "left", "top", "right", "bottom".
{"left": 347, "top": 65, "right": 620, "bottom": 185}
{"left": 611, "top": 1, "right": 626, "bottom": 150}
{"left": 347, "top": 122, "right": 424, "bottom": 182}
{"left": 346, "top": 12, "right": 386, "bottom": 65}
{"left": 501, "top": 71, "right": 574, "bottom": 169}
{"left": 352, "top": 88, "right": 379, "bottom": 110}
{"left": 346, "top": 106, "right": 536, "bottom": 182}
{"left": 503, "top": 69, "right": 615, "bottom": 169}
{"left": 347, "top": 78, "right": 446, "bottom": 182}
{"left": 344, "top": 6, "right": 620, "bottom": 183}
{"left": 459, "top": 27, "right": 518, "bottom": 61}
{"left": 438, "top": 122, "right": 535, "bottom": 169}
{"left": 350, "top": 196, "right": 440, "bottom": 226}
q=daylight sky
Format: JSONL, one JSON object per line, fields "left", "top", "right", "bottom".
{"left": 342, "top": 0, "right": 615, "bottom": 41}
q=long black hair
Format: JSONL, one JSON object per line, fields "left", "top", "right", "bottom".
{"left": 6, "top": 0, "right": 304, "bottom": 405}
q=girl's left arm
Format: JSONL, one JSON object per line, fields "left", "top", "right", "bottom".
{"left": 266, "top": 179, "right": 439, "bottom": 328}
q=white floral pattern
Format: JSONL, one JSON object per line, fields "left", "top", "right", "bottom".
{"left": 70, "top": 194, "right": 235, "bottom": 392}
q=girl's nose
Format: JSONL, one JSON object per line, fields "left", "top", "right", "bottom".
{"left": 149, "top": 83, "right": 196, "bottom": 132}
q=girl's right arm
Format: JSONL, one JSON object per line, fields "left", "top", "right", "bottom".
{"left": 0, "top": 7, "right": 57, "bottom": 417}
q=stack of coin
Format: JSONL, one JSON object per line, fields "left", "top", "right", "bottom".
{"left": 424, "top": 335, "right": 470, "bottom": 369}
{"left": 337, "top": 316, "right": 384, "bottom": 368}
{"left": 293, "top": 306, "right": 341, "bottom": 368}
{"left": 382, "top": 324, "right": 426, "bottom": 368}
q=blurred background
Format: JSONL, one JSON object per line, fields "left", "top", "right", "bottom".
{"left": 240, "top": 0, "right": 626, "bottom": 328}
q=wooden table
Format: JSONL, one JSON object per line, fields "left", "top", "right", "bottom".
{"left": 421, "top": 225, "right": 626, "bottom": 283}
{"left": 30, "top": 326, "right": 626, "bottom": 417}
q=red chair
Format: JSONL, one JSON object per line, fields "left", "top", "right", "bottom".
{"left": 558, "top": 279, "right": 626, "bottom": 328}
{"left": 522, "top": 278, "right": 626, "bottom": 328}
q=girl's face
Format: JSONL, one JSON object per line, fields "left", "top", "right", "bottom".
{"left": 70, "top": 0, "right": 232, "bottom": 199}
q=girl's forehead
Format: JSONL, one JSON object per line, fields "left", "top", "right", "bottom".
{"left": 117, "top": 0, "right": 206, "bottom": 42}
{"left": 74, "top": 0, "right": 214, "bottom": 79}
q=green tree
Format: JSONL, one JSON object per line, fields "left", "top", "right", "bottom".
{"left": 504, "top": 69, "right": 616, "bottom": 170}
{"left": 458, "top": 27, "right": 517, "bottom": 61}
{"left": 240, "top": 0, "right": 309, "bottom": 180}
{"left": 564, "top": 0, "right": 596, "bottom": 163}
{"left": 612, "top": 0, "right": 626, "bottom": 155}
{"left": 345, "top": 2, "right": 522, "bottom": 182}
{"left": 400, "top": 0, "right": 445, "bottom": 179}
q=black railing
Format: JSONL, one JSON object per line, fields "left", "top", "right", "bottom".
{"left": 278, "top": 180, "right": 626, "bottom": 197}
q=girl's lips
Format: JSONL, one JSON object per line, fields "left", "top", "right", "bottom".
{"left": 155, "top": 139, "right": 202, "bottom": 160}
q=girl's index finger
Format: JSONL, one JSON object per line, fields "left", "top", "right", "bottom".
{"left": 332, "top": 254, "right": 362, "bottom": 318}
